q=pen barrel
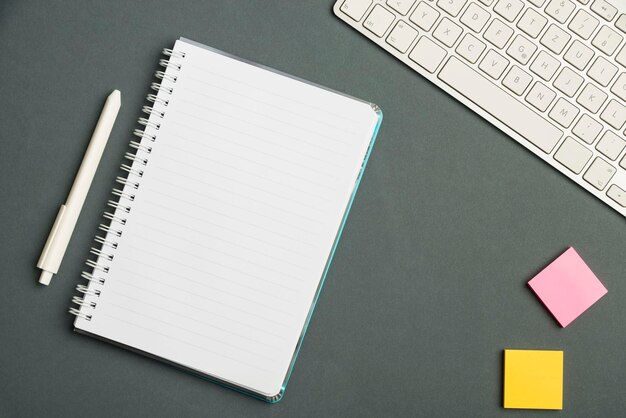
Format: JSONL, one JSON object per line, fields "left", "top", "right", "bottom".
{"left": 38, "top": 91, "right": 120, "bottom": 277}
{"left": 66, "top": 92, "right": 121, "bottom": 211}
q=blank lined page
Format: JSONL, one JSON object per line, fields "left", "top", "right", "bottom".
{"left": 74, "top": 38, "right": 380, "bottom": 398}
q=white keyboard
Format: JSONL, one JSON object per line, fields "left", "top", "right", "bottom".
{"left": 334, "top": 0, "right": 626, "bottom": 218}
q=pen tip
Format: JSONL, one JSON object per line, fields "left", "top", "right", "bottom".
{"left": 109, "top": 89, "right": 121, "bottom": 101}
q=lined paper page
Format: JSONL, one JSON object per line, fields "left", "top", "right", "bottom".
{"left": 75, "top": 39, "right": 380, "bottom": 397}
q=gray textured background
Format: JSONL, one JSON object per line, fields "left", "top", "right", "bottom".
{"left": 0, "top": 0, "right": 624, "bottom": 416}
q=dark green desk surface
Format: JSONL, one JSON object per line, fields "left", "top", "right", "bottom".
{"left": 1, "top": 1, "right": 624, "bottom": 416}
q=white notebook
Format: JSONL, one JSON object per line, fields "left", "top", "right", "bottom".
{"left": 70, "top": 38, "right": 381, "bottom": 402}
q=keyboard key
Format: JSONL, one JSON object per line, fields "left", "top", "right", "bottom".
{"left": 340, "top": 0, "right": 372, "bottom": 21}
{"left": 615, "top": 14, "right": 626, "bottom": 33}
{"left": 541, "top": 24, "right": 572, "bottom": 54}
{"left": 587, "top": 56, "right": 618, "bottom": 86}
{"left": 387, "top": 20, "right": 419, "bottom": 52}
{"left": 460, "top": 3, "right": 490, "bottom": 33}
{"left": 600, "top": 99, "right": 626, "bottom": 129}
{"left": 456, "top": 33, "right": 487, "bottom": 63}
{"left": 584, "top": 157, "right": 616, "bottom": 190}
{"left": 568, "top": 9, "right": 600, "bottom": 40}
{"left": 409, "top": 36, "right": 447, "bottom": 72}
{"left": 517, "top": 8, "right": 548, "bottom": 38}
{"left": 554, "top": 137, "right": 593, "bottom": 173}
{"left": 479, "top": 49, "right": 510, "bottom": 79}
{"left": 503, "top": 65, "right": 533, "bottom": 95}
{"left": 437, "top": 0, "right": 467, "bottom": 17}
{"left": 545, "top": 0, "right": 576, "bottom": 24}
{"left": 622, "top": 155, "right": 626, "bottom": 169}
{"left": 592, "top": 26, "right": 623, "bottom": 55}
{"left": 363, "top": 5, "right": 396, "bottom": 37}
{"left": 484, "top": 19, "right": 514, "bottom": 49}
{"left": 573, "top": 114, "right": 603, "bottom": 143}
{"left": 596, "top": 130, "right": 626, "bottom": 159}
{"left": 438, "top": 57, "right": 563, "bottom": 153}
{"left": 549, "top": 98, "right": 580, "bottom": 127}
{"left": 494, "top": 0, "right": 524, "bottom": 22}
{"left": 526, "top": 81, "right": 557, "bottom": 111}
{"left": 554, "top": 67, "right": 584, "bottom": 96}
{"left": 479, "top": 0, "right": 495, "bottom": 5}
{"left": 386, "top": 0, "right": 416, "bottom": 15}
{"left": 530, "top": 51, "right": 561, "bottom": 81}
{"left": 529, "top": 0, "right": 547, "bottom": 6}
{"left": 433, "top": 17, "right": 463, "bottom": 47}
{"left": 607, "top": 184, "right": 626, "bottom": 206}
{"left": 507, "top": 35, "right": 537, "bottom": 65}
{"left": 591, "top": 0, "right": 618, "bottom": 21}
{"left": 410, "top": 2, "right": 440, "bottom": 31}
{"left": 564, "top": 40, "right": 594, "bottom": 70}
{"left": 577, "top": 83, "right": 607, "bottom": 113}
{"left": 616, "top": 44, "right": 626, "bottom": 66}
{"left": 610, "top": 72, "right": 626, "bottom": 101}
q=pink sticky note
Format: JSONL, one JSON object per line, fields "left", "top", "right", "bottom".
{"left": 528, "top": 247, "right": 607, "bottom": 327}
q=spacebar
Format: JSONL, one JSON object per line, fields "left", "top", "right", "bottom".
{"left": 438, "top": 57, "right": 563, "bottom": 153}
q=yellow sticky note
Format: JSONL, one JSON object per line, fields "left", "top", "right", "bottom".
{"left": 503, "top": 349, "right": 563, "bottom": 410}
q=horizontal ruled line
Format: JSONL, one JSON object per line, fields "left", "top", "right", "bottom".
{"left": 166, "top": 120, "right": 341, "bottom": 178}
{"left": 124, "top": 246, "right": 298, "bottom": 302}
{"left": 160, "top": 145, "right": 332, "bottom": 202}
{"left": 100, "top": 312, "right": 274, "bottom": 372}
{"left": 163, "top": 129, "right": 337, "bottom": 191}
{"left": 120, "top": 259, "right": 296, "bottom": 320}
{"left": 133, "top": 219, "right": 309, "bottom": 274}
{"left": 109, "top": 289, "right": 286, "bottom": 349}
{"left": 127, "top": 238, "right": 302, "bottom": 291}
{"left": 156, "top": 154, "right": 328, "bottom": 216}
{"left": 144, "top": 183, "right": 319, "bottom": 245}
{"left": 184, "top": 73, "right": 359, "bottom": 133}
{"left": 183, "top": 66, "right": 362, "bottom": 125}
{"left": 130, "top": 233, "right": 302, "bottom": 288}
{"left": 176, "top": 108, "right": 345, "bottom": 163}
{"left": 133, "top": 217, "right": 310, "bottom": 270}
{"left": 107, "top": 302, "right": 275, "bottom": 361}
{"left": 141, "top": 201, "right": 310, "bottom": 258}
{"left": 177, "top": 95, "right": 351, "bottom": 149}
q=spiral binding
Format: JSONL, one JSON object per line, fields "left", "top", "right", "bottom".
{"left": 69, "top": 47, "right": 185, "bottom": 321}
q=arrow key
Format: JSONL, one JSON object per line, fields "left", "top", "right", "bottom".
{"left": 584, "top": 157, "right": 616, "bottom": 190}
{"left": 607, "top": 184, "right": 626, "bottom": 206}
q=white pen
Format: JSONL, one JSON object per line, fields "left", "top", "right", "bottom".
{"left": 37, "top": 90, "right": 121, "bottom": 285}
